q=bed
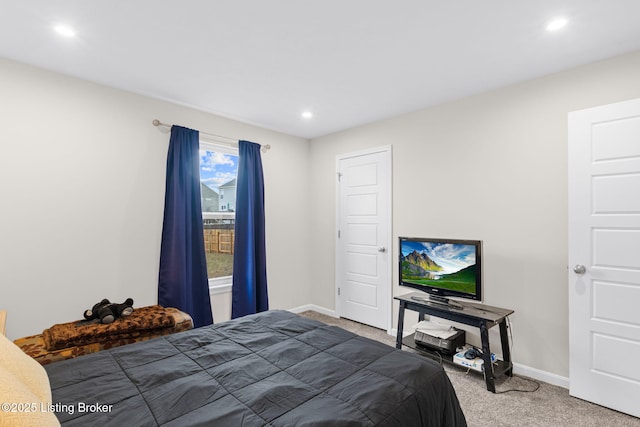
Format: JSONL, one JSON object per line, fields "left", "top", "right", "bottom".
{"left": 44, "top": 310, "right": 466, "bottom": 426}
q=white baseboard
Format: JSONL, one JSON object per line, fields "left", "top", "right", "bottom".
{"left": 288, "top": 304, "right": 338, "bottom": 318}
{"left": 390, "top": 328, "right": 413, "bottom": 338}
{"left": 512, "top": 362, "right": 569, "bottom": 389}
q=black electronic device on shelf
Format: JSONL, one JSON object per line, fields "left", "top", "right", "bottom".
{"left": 414, "top": 327, "right": 465, "bottom": 355}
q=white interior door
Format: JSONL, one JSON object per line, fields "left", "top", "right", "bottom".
{"left": 568, "top": 98, "right": 640, "bottom": 418}
{"left": 336, "top": 146, "right": 391, "bottom": 331}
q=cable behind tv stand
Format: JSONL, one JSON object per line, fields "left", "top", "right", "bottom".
{"left": 395, "top": 292, "right": 514, "bottom": 393}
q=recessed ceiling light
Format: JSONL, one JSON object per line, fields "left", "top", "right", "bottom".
{"left": 546, "top": 18, "right": 567, "bottom": 32}
{"left": 54, "top": 25, "right": 76, "bottom": 37}
{"left": 301, "top": 111, "right": 313, "bottom": 119}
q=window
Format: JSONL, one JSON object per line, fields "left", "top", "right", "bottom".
{"left": 199, "top": 142, "right": 238, "bottom": 287}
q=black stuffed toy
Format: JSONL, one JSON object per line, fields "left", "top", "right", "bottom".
{"left": 83, "top": 298, "right": 134, "bottom": 324}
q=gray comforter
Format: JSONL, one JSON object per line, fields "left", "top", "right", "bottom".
{"left": 46, "top": 310, "right": 466, "bottom": 426}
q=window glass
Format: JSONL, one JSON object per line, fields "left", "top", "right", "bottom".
{"left": 199, "top": 145, "right": 238, "bottom": 280}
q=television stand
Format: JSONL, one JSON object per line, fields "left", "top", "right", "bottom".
{"left": 395, "top": 292, "right": 514, "bottom": 393}
{"left": 410, "top": 295, "right": 464, "bottom": 310}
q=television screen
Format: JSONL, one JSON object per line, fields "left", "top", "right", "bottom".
{"left": 399, "top": 237, "right": 482, "bottom": 302}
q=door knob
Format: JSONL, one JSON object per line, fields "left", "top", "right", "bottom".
{"left": 378, "top": 247, "right": 386, "bottom": 253}
{"left": 573, "top": 265, "right": 586, "bottom": 274}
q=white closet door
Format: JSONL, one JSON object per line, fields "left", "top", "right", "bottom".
{"left": 568, "top": 98, "right": 640, "bottom": 418}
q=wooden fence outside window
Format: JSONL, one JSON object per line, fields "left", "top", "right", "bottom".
{"left": 204, "top": 228, "right": 235, "bottom": 254}
{"left": 202, "top": 212, "right": 235, "bottom": 254}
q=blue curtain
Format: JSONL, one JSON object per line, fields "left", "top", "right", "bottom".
{"left": 158, "top": 125, "right": 213, "bottom": 328}
{"left": 232, "top": 140, "right": 268, "bottom": 318}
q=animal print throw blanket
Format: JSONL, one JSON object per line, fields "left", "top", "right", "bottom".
{"left": 42, "top": 305, "right": 176, "bottom": 350}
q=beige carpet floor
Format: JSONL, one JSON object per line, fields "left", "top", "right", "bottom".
{"left": 299, "top": 310, "right": 640, "bottom": 427}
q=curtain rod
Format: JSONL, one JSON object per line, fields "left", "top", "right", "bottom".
{"left": 152, "top": 119, "right": 271, "bottom": 152}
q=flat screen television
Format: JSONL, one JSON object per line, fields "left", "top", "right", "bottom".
{"left": 399, "top": 237, "right": 482, "bottom": 305}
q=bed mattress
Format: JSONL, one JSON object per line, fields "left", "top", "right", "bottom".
{"left": 46, "top": 310, "right": 466, "bottom": 426}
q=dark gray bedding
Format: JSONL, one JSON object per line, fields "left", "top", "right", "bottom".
{"left": 46, "top": 310, "right": 466, "bottom": 426}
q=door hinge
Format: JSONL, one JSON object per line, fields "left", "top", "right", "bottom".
{"left": 338, "top": 230, "right": 341, "bottom": 238}
{"left": 337, "top": 172, "right": 342, "bottom": 182}
{"left": 338, "top": 288, "right": 341, "bottom": 296}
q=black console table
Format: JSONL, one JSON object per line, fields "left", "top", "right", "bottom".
{"left": 395, "top": 292, "right": 514, "bottom": 393}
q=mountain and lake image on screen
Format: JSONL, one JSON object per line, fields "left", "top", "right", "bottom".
{"left": 400, "top": 239, "right": 478, "bottom": 296}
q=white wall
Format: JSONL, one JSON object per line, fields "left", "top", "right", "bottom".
{"left": 308, "top": 50, "right": 640, "bottom": 378}
{"left": 0, "top": 58, "right": 311, "bottom": 339}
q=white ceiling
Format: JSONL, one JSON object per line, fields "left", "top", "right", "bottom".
{"left": 2, "top": 1, "right": 640, "bottom": 139}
